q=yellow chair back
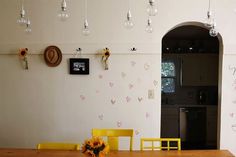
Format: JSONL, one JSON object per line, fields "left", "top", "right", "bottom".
{"left": 92, "top": 129, "right": 134, "bottom": 151}
{"left": 140, "top": 138, "right": 181, "bottom": 150}
{"left": 37, "top": 143, "right": 80, "bottom": 150}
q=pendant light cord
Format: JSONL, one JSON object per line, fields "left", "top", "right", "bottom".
{"left": 208, "top": 0, "right": 211, "bottom": 11}
{"left": 128, "top": 0, "right": 130, "bottom": 10}
{"left": 21, "top": 0, "right": 24, "bottom": 10}
{"left": 85, "top": 0, "right": 87, "bottom": 20}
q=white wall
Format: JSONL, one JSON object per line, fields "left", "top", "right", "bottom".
{"left": 220, "top": 55, "right": 236, "bottom": 153}
{"left": 0, "top": 54, "right": 161, "bottom": 149}
{"left": 0, "top": 0, "right": 236, "bottom": 154}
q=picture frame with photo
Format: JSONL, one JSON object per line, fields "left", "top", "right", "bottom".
{"left": 69, "top": 58, "right": 89, "bottom": 75}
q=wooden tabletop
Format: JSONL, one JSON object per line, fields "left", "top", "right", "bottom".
{"left": 0, "top": 149, "right": 234, "bottom": 157}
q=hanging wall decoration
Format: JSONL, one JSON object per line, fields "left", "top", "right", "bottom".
{"left": 69, "top": 48, "right": 90, "bottom": 75}
{"left": 44, "top": 45, "right": 62, "bottom": 67}
{"left": 101, "top": 47, "right": 110, "bottom": 70}
{"left": 18, "top": 48, "right": 29, "bottom": 70}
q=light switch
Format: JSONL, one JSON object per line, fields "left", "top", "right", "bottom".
{"left": 148, "top": 89, "right": 154, "bottom": 99}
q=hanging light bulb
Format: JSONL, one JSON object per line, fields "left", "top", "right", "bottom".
{"left": 82, "top": 19, "right": 90, "bottom": 36}
{"left": 82, "top": 0, "right": 90, "bottom": 36}
{"left": 145, "top": 17, "right": 153, "bottom": 33}
{"left": 17, "top": 0, "right": 27, "bottom": 25}
{"left": 124, "top": 0, "right": 134, "bottom": 29}
{"left": 124, "top": 10, "right": 134, "bottom": 29}
{"left": 209, "top": 22, "right": 218, "bottom": 37}
{"left": 25, "top": 18, "right": 32, "bottom": 33}
{"left": 204, "top": 0, "right": 213, "bottom": 27}
{"left": 147, "top": 0, "right": 157, "bottom": 16}
{"left": 58, "top": 0, "right": 69, "bottom": 21}
{"left": 204, "top": 10, "right": 214, "bottom": 27}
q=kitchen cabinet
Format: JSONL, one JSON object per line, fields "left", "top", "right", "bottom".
{"left": 181, "top": 54, "right": 218, "bottom": 86}
{"left": 179, "top": 107, "right": 207, "bottom": 149}
{"left": 161, "top": 106, "right": 179, "bottom": 138}
{"left": 206, "top": 106, "right": 217, "bottom": 148}
{"left": 161, "top": 105, "right": 218, "bottom": 149}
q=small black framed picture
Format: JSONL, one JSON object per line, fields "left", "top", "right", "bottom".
{"left": 69, "top": 58, "right": 89, "bottom": 75}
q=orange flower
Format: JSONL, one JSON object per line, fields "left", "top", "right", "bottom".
{"left": 82, "top": 137, "right": 109, "bottom": 157}
{"left": 19, "top": 48, "right": 28, "bottom": 59}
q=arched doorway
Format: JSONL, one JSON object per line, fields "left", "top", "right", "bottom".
{"left": 160, "top": 22, "right": 223, "bottom": 150}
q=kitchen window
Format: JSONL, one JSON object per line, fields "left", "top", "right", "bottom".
{"left": 161, "top": 61, "right": 176, "bottom": 93}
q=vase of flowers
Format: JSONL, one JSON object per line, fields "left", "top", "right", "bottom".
{"left": 82, "top": 137, "right": 109, "bottom": 157}
{"left": 101, "top": 47, "right": 110, "bottom": 70}
{"left": 18, "top": 48, "right": 29, "bottom": 70}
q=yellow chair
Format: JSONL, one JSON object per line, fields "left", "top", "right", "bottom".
{"left": 37, "top": 143, "right": 80, "bottom": 150}
{"left": 92, "top": 129, "right": 134, "bottom": 151}
{"left": 140, "top": 138, "right": 181, "bottom": 150}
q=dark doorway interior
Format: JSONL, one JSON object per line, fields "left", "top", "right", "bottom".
{"left": 161, "top": 25, "right": 219, "bottom": 150}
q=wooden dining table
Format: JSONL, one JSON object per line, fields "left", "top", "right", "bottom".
{"left": 0, "top": 148, "right": 234, "bottom": 157}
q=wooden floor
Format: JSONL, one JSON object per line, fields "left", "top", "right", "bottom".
{"left": 0, "top": 149, "right": 234, "bottom": 157}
